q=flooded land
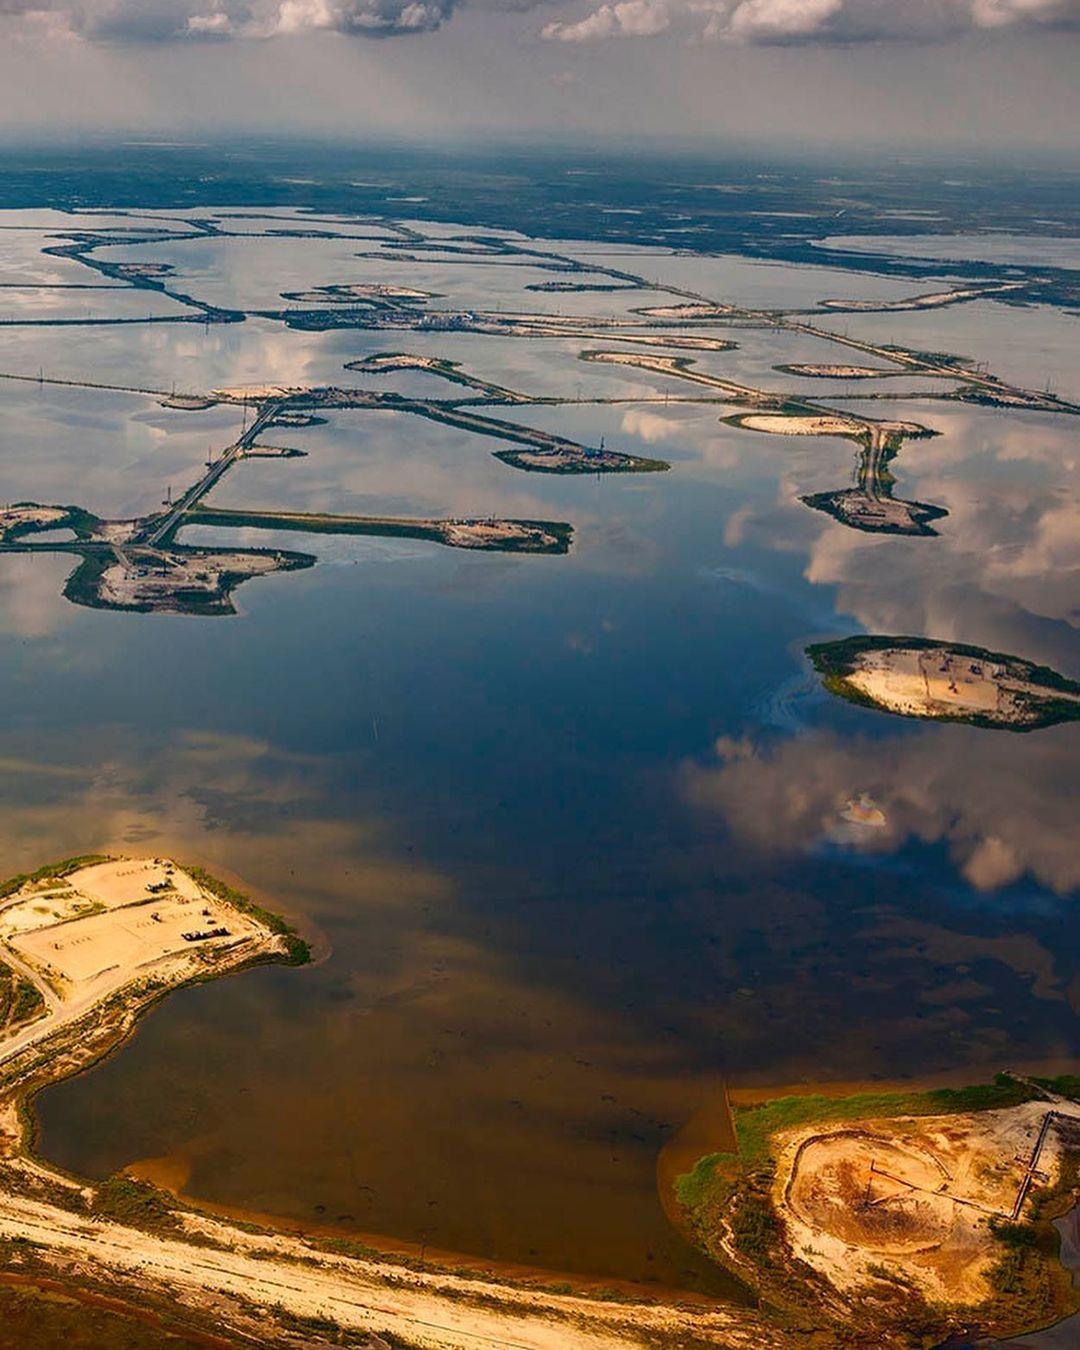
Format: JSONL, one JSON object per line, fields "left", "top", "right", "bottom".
{"left": 0, "top": 149, "right": 1076, "bottom": 1346}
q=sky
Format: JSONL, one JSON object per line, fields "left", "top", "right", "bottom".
{"left": 0, "top": 0, "right": 1078, "bottom": 151}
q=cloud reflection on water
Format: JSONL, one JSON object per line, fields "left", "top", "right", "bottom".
{"left": 684, "top": 723, "right": 1080, "bottom": 895}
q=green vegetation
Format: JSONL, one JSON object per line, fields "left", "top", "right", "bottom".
{"left": 988, "top": 1247, "right": 1028, "bottom": 1295}
{"left": 729, "top": 1193, "right": 779, "bottom": 1262}
{"left": 864, "top": 1261, "right": 916, "bottom": 1288}
{"left": 343, "top": 352, "right": 525, "bottom": 401}
{"left": 186, "top": 506, "right": 573, "bottom": 555}
{"left": 806, "top": 635, "right": 1080, "bottom": 730}
{"left": 91, "top": 1176, "right": 179, "bottom": 1230}
{"left": 0, "top": 1281, "right": 204, "bottom": 1349}
{"left": 800, "top": 488, "right": 948, "bottom": 537}
{"left": 673, "top": 1155, "right": 735, "bottom": 1216}
{"left": 186, "top": 866, "right": 311, "bottom": 965}
{"left": 674, "top": 1075, "right": 1080, "bottom": 1337}
{"left": 1035, "top": 1074, "right": 1080, "bottom": 1099}
{"left": 0, "top": 854, "right": 112, "bottom": 901}
{"left": 699, "top": 1076, "right": 1043, "bottom": 1177}
{"left": 672, "top": 1162, "right": 783, "bottom": 1290}
{"left": 0, "top": 503, "right": 101, "bottom": 543}
{"left": 675, "top": 1076, "right": 1076, "bottom": 1241}
{"left": 578, "top": 350, "right": 735, "bottom": 379}
{"left": 808, "top": 634, "right": 1080, "bottom": 694}
{"left": 0, "top": 964, "right": 46, "bottom": 1032}
{"left": 321, "top": 1235, "right": 382, "bottom": 1260}
{"left": 493, "top": 448, "right": 668, "bottom": 474}
{"left": 981, "top": 1156, "right": 1079, "bottom": 1327}
{"left": 772, "top": 363, "right": 899, "bottom": 379}
{"left": 60, "top": 551, "right": 119, "bottom": 611}
{"left": 721, "top": 410, "right": 865, "bottom": 441}
{"left": 990, "top": 1220, "right": 1039, "bottom": 1249}
{"left": 11, "top": 977, "right": 45, "bottom": 1025}
{"left": 526, "top": 281, "right": 639, "bottom": 293}
{"left": 953, "top": 386, "right": 1034, "bottom": 408}
{"left": 60, "top": 544, "right": 315, "bottom": 616}
{"left": 351, "top": 397, "right": 671, "bottom": 472}
{"left": 882, "top": 346, "right": 972, "bottom": 368}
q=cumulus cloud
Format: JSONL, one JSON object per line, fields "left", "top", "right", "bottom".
{"left": 541, "top": 0, "right": 1080, "bottom": 43}
{"left": 723, "top": 0, "right": 844, "bottom": 42}
{"left": 0, "top": 0, "right": 460, "bottom": 40}
{"left": 3, "top": 0, "right": 1077, "bottom": 39}
{"left": 185, "top": 8, "right": 232, "bottom": 30}
{"left": 542, "top": 0, "right": 669, "bottom": 40}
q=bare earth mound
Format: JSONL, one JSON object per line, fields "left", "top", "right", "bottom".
{"left": 787, "top": 1130, "right": 953, "bottom": 1252}
{"left": 775, "top": 1099, "right": 1080, "bottom": 1305}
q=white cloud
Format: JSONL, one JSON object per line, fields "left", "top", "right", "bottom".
{"left": 543, "top": 0, "right": 669, "bottom": 40}
{"left": 541, "top": 0, "right": 1080, "bottom": 44}
{"left": 971, "top": 0, "right": 1068, "bottom": 25}
{"left": 186, "top": 8, "right": 233, "bottom": 31}
{"left": 725, "top": 0, "right": 843, "bottom": 42}
{"left": 0, "top": 0, "right": 461, "bottom": 40}
{"left": 684, "top": 724, "right": 1080, "bottom": 896}
{"left": 1, "top": 0, "right": 1077, "bottom": 43}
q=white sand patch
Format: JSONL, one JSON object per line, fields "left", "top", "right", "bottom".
{"left": 842, "top": 647, "right": 1080, "bottom": 725}
{"left": 0, "top": 858, "right": 281, "bottom": 1068}
{"left": 211, "top": 384, "right": 299, "bottom": 401}
{"left": 0, "top": 506, "right": 70, "bottom": 540}
{"left": 738, "top": 414, "right": 863, "bottom": 437}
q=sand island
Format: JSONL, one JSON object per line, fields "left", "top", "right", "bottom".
{"left": 808, "top": 636, "right": 1080, "bottom": 730}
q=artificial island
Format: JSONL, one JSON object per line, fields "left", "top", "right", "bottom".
{"left": 808, "top": 636, "right": 1080, "bottom": 731}
{"left": 673, "top": 1077, "right": 1080, "bottom": 1344}
{"left": 3, "top": 212, "right": 1078, "bottom": 616}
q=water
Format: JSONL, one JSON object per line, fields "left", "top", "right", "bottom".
{"left": 819, "top": 232, "right": 1080, "bottom": 272}
{"left": 0, "top": 199, "right": 1075, "bottom": 1299}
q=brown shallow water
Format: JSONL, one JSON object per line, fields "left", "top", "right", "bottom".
{"left": 123, "top": 1149, "right": 729, "bottom": 1304}
{"left": 68, "top": 894, "right": 747, "bottom": 1299}
{"left": 656, "top": 1085, "right": 737, "bottom": 1239}
{"left": 19, "top": 699, "right": 1080, "bottom": 1300}
{"left": 22, "top": 805, "right": 753, "bottom": 1299}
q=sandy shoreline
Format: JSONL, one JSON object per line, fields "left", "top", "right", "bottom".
{"left": 0, "top": 855, "right": 780, "bottom": 1348}
{"left": 123, "top": 1149, "right": 732, "bottom": 1310}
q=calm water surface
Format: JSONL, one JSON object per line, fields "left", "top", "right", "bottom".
{"left": 0, "top": 208, "right": 1075, "bottom": 1295}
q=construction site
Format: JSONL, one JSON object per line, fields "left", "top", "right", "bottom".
{"left": 778, "top": 1096, "right": 1080, "bottom": 1304}
{"left": 0, "top": 857, "right": 281, "bottom": 1071}
{"left": 808, "top": 636, "right": 1080, "bottom": 730}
